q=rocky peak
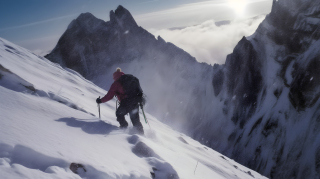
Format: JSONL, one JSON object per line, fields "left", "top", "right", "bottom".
{"left": 110, "top": 5, "right": 138, "bottom": 29}
{"left": 76, "top": 12, "right": 97, "bottom": 21}
{"left": 68, "top": 12, "right": 106, "bottom": 32}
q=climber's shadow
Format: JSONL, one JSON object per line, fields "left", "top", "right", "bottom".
{"left": 56, "top": 117, "right": 118, "bottom": 135}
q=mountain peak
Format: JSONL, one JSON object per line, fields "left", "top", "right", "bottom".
{"left": 76, "top": 12, "right": 97, "bottom": 21}
{"left": 110, "top": 5, "right": 138, "bottom": 28}
{"left": 69, "top": 12, "right": 105, "bottom": 32}
{"left": 115, "top": 5, "right": 129, "bottom": 17}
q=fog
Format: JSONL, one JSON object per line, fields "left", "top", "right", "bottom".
{"left": 149, "top": 15, "right": 266, "bottom": 65}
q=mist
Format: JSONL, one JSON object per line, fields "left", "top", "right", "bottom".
{"left": 149, "top": 15, "right": 266, "bottom": 65}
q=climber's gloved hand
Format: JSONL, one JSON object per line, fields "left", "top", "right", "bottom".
{"left": 96, "top": 98, "right": 102, "bottom": 104}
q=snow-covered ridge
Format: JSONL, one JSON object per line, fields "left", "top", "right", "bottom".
{"left": 0, "top": 38, "right": 267, "bottom": 178}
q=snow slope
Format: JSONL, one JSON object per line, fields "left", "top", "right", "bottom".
{"left": 0, "top": 38, "right": 267, "bottom": 179}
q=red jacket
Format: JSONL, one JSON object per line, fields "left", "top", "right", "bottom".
{"left": 101, "top": 72, "right": 126, "bottom": 103}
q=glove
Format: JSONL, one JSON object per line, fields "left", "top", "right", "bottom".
{"left": 96, "top": 98, "right": 102, "bottom": 104}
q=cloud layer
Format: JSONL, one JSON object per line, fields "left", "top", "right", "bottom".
{"left": 149, "top": 15, "right": 266, "bottom": 65}
{"left": 135, "top": 0, "right": 272, "bottom": 29}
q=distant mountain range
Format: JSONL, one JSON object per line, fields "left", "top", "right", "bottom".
{"left": 45, "top": 1, "right": 320, "bottom": 178}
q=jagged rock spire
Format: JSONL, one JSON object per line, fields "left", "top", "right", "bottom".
{"left": 110, "top": 5, "right": 138, "bottom": 29}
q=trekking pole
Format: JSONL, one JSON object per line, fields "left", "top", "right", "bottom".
{"left": 140, "top": 103, "right": 151, "bottom": 128}
{"left": 98, "top": 96, "right": 101, "bottom": 119}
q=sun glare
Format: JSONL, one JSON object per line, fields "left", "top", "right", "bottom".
{"left": 227, "top": 0, "right": 248, "bottom": 16}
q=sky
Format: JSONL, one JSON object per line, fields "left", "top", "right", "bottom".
{"left": 0, "top": 0, "right": 273, "bottom": 64}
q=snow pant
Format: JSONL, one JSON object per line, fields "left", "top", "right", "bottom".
{"left": 116, "top": 99, "right": 144, "bottom": 133}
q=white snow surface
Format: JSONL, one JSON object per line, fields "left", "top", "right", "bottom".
{"left": 0, "top": 37, "right": 267, "bottom": 179}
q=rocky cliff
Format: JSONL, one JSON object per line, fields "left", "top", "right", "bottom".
{"left": 211, "top": 0, "right": 320, "bottom": 178}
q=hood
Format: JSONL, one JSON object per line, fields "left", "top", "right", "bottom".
{"left": 113, "top": 71, "right": 125, "bottom": 81}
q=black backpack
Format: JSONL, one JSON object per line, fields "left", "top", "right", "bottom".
{"left": 118, "top": 74, "right": 145, "bottom": 105}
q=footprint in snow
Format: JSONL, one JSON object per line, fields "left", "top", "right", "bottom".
{"left": 126, "top": 135, "right": 180, "bottom": 179}
{"left": 0, "top": 143, "right": 115, "bottom": 179}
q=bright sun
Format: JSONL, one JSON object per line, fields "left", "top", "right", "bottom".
{"left": 227, "top": 0, "right": 248, "bottom": 16}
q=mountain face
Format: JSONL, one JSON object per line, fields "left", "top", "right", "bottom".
{"left": 45, "top": 5, "right": 215, "bottom": 132}
{"left": 46, "top": 1, "right": 320, "bottom": 178}
{"left": 211, "top": 0, "right": 320, "bottom": 178}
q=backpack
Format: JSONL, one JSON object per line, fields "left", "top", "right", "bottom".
{"left": 118, "top": 74, "right": 146, "bottom": 105}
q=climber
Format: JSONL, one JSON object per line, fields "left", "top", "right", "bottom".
{"left": 96, "top": 68, "right": 144, "bottom": 134}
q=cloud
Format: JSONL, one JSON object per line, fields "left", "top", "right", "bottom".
{"left": 136, "top": 1, "right": 232, "bottom": 29}
{"left": 149, "top": 15, "right": 266, "bottom": 65}
{"left": 135, "top": 0, "right": 272, "bottom": 29}
{"left": 0, "top": 14, "right": 77, "bottom": 32}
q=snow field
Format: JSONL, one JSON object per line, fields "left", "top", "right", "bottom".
{"left": 0, "top": 37, "right": 267, "bottom": 179}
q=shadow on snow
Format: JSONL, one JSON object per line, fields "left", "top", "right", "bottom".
{"left": 56, "top": 117, "right": 118, "bottom": 135}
